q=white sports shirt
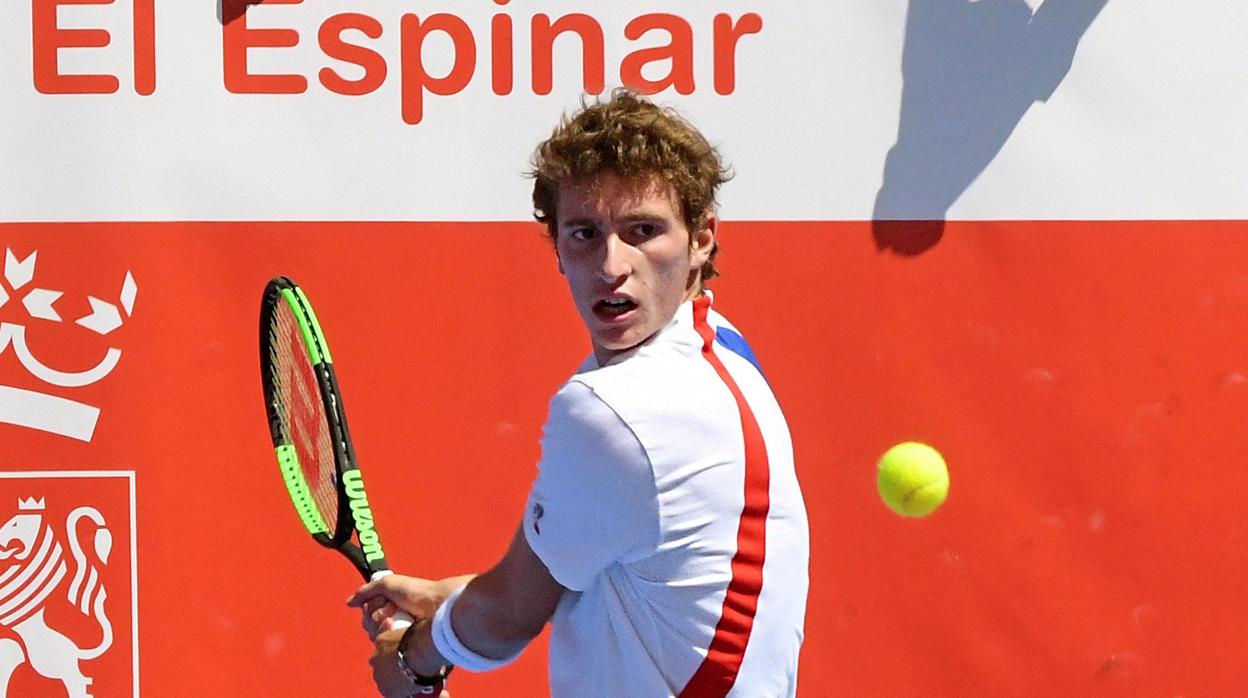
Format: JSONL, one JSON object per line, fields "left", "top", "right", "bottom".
{"left": 523, "top": 294, "right": 810, "bottom": 698}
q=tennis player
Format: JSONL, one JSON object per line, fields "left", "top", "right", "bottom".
{"left": 349, "top": 89, "right": 809, "bottom": 698}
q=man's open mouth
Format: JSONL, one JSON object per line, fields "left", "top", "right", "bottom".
{"left": 594, "top": 297, "right": 637, "bottom": 317}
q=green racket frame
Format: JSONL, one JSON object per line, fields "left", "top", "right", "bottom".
{"left": 259, "top": 276, "right": 392, "bottom": 581}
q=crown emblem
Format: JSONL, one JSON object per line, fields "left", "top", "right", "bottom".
{"left": 17, "top": 497, "right": 46, "bottom": 511}
{"left": 0, "top": 247, "right": 137, "bottom": 441}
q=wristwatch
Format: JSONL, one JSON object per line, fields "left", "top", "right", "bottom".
{"left": 395, "top": 623, "right": 453, "bottom": 696}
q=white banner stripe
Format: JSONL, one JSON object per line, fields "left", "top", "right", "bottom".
{"left": 1, "top": 1, "right": 1244, "bottom": 221}
{"left": 0, "top": 385, "right": 99, "bottom": 442}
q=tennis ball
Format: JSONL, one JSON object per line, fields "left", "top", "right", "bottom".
{"left": 877, "top": 442, "right": 949, "bottom": 517}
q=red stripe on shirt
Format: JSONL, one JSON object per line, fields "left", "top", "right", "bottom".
{"left": 679, "top": 295, "right": 771, "bottom": 698}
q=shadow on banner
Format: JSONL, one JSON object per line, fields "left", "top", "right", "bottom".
{"left": 873, "top": 0, "right": 1109, "bottom": 256}
{"left": 218, "top": 0, "right": 261, "bottom": 26}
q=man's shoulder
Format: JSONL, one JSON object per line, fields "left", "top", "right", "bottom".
{"left": 557, "top": 299, "right": 755, "bottom": 417}
{"left": 565, "top": 353, "right": 734, "bottom": 442}
{"left": 570, "top": 346, "right": 705, "bottom": 398}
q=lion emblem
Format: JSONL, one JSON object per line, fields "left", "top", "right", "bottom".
{"left": 0, "top": 497, "right": 112, "bottom": 698}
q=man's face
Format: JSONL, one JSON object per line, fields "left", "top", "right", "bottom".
{"left": 555, "top": 172, "right": 715, "bottom": 365}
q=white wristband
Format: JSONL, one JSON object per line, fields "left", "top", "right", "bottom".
{"left": 431, "top": 584, "right": 523, "bottom": 673}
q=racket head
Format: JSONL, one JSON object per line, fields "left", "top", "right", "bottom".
{"left": 260, "top": 277, "right": 391, "bottom": 580}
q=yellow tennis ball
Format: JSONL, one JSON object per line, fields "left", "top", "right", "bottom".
{"left": 877, "top": 442, "right": 949, "bottom": 517}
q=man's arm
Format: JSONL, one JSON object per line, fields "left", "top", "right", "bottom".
{"left": 439, "top": 525, "right": 565, "bottom": 659}
{"left": 350, "top": 525, "right": 565, "bottom": 695}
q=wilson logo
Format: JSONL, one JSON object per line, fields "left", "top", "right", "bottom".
{"left": 342, "top": 470, "right": 383, "bottom": 563}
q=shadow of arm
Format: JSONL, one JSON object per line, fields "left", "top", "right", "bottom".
{"left": 1028, "top": 0, "right": 1111, "bottom": 100}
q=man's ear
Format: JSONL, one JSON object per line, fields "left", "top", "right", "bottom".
{"left": 690, "top": 213, "right": 717, "bottom": 269}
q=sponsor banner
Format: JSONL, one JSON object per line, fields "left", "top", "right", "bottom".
{"left": 0, "top": 223, "right": 1246, "bottom": 695}
{"left": 3, "top": 2, "right": 1247, "bottom": 696}
{"left": 1, "top": 1, "right": 1245, "bottom": 221}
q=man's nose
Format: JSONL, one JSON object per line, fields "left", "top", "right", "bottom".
{"left": 597, "top": 233, "right": 631, "bottom": 282}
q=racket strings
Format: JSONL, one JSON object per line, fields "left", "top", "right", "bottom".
{"left": 270, "top": 301, "right": 340, "bottom": 531}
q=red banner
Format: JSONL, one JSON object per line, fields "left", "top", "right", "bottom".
{"left": 2, "top": 221, "right": 1245, "bottom": 696}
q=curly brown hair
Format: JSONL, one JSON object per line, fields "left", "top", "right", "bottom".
{"left": 529, "top": 89, "right": 731, "bottom": 283}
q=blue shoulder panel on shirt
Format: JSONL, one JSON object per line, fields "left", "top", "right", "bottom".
{"left": 715, "top": 326, "right": 764, "bottom": 376}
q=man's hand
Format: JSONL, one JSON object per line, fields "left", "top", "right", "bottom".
{"left": 368, "top": 624, "right": 451, "bottom": 698}
{"left": 350, "top": 526, "right": 563, "bottom": 693}
{"left": 348, "top": 574, "right": 475, "bottom": 639}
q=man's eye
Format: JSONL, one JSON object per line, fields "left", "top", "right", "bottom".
{"left": 633, "top": 224, "right": 659, "bottom": 237}
{"left": 571, "top": 228, "right": 596, "bottom": 241}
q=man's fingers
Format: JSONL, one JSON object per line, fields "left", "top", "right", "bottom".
{"left": 348, "top": 573, "right": 433, "bottom": 607}
{"left": 365, "top": 597, "right": 393, "bottom": 616}
{"left": 372, "top": 601, "right": 399, "bottom": 629}
{"left": 349, "top": 574, "right": 411, "bottom": 607}
{"left": 362, "top": 607, "right": 380, "bottom": 637}
{"left": 359, "top": 598, "right": 398, "bottom": 640}
{"left": 347, "top": 578, "right": 387, "bottom": 607}
{"left": 351, "top": 574, "right": 455, "bottom": 627}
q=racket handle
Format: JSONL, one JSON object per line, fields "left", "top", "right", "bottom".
{"left": 369, "top": 569, "right": 415, "bottom": 629}
{"left": 390, "top": 611, "right": 414, "bottom": 629}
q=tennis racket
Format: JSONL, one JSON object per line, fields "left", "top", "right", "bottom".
{"left": 259, "top": 276, "right": 413, "bottom": 628}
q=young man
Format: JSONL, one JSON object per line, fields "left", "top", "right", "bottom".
{"left": 349, "top": 91, "right": 809, "bottom": 698}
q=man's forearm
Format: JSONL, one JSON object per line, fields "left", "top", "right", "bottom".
{"left": 402, "top": 574, "right": 536, "bottom": 676}
{"left": 433, "top": 574, "right": 477, "bottom": 603}
{"left": 402, "top": 527, "right": 565, "bottom": 675}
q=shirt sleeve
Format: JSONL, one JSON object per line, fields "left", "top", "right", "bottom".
{"left": 523, "top": 380, "right": 660, "bottom": 591}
